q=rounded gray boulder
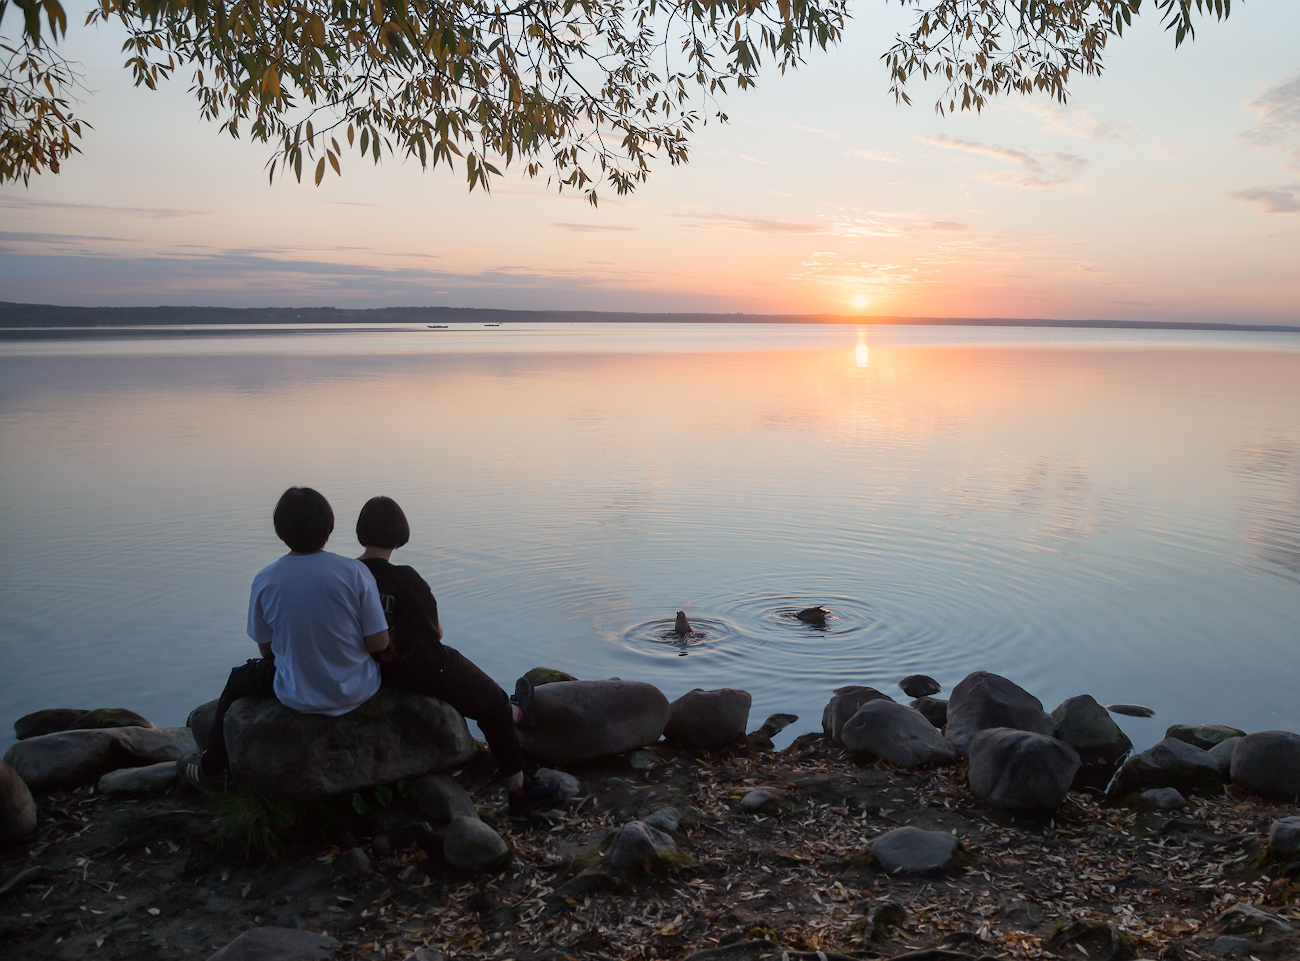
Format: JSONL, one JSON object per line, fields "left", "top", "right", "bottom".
{"left": 1138, "top": 787, "right": 1187, "bottom": 811}
{"left": 968, "top": 727, "right": 1081, "bottom": 811}
{"left": 516, "top": 680, "right": 670, "bottom": 764}
{"left": 413, "top": 774, "right": 479, "bottom": 825}
{"left": 1231, "top": 731, "right": 1300, "bottom": 801}
{"left": 1107, "top": 736, "right": 1223, "bottom": 801}
{"left": 740, "top": 789, "right": 781, "bottom": 814}
{"left": 1052, "top": 695, "right": 1131, "bottom": 751}
{"left": 897, "top": 675, "right": 941, "bottom": 698}
{"left": 945, "top": 672, "right": 1054, "bottom": 757}
{"left": 1050, "top": 694, "right": 1133, "bottom": 790}
{"left": 664, "top": 688, "right": 751, "bottom": 749}
{"left": 870, "top": 826, "right": 959, "bottom": 873}
{"left": 0, "top": 759, "right": 37, "bottom": 843}
{"left": 1166, "top": 724, "right": 1247, "bottom": 751}
{"left": 909, "top": 697, "right": 947, "bottom": 729}
{"left": 187, "top": 699, "right": 218, "bottom": 751}
{"left": 1207, "top": 737, "right": 1241, "bottom": 780}
{"left": 225, "top": 688, "right": 476, "bottom": 798}
{"left": 821, "top": 686, "right": 894, "bottom": 745}
{"left": 840, "top": 700, "right": 957, "bottom": 768}
{"left": 1269, "top": 816, "right": 1300, "bottom": 860}
{"left": 605, "top": 820, "right": 677, "bottom": 872}
{"left": 443, "top": 816, "right": 508, "bottom": 873}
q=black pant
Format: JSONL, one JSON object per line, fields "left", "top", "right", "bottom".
{"left": 202, "top": 655, "right": 277, "bottom": 774}
{"left": 381, "top": 645, "right": 525, "bottom": 779}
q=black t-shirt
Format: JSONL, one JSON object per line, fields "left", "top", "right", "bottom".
{"left": 359, "top": 557, "right": 441, "bottom": 658}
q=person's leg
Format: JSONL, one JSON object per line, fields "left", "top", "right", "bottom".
{"left": 201, "top": 656, "right": 277, "bottom": 776}
{"left": 382, "top": 646, "right": 526, "bottom": 780}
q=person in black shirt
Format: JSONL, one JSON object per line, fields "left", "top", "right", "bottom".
{"left": 355, "top": 496, "right": 559, "bottom": 813}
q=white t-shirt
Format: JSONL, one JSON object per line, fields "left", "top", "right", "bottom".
{"left": 247, "top": 551, "right": 388, "bottom": 715}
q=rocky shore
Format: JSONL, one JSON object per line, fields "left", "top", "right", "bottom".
{"left": 3, "top": 672, "right": 1300, "bottom": 961}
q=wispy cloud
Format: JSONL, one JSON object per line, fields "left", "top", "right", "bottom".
{"left": 552, "top": 223, "right": 639, "bottom": 232}
{"left": 666, "top": 213, "right": 829, "bottom": 233}
{"left": 0, "top": 230, "right": 133, "bottom": 244}
{"left": 1230, "top": 185, "right": 1300, "bottom": 214}
{"left": 848, "top": 149, "right": 900, "bottom": 163}
{"left": 0, "top": 197, "right": 214, "bottom": 219}
{"left": 917, "top": 134, "right": 1088, "bottom": 189}
{"left": 1240, "top": 73, "right": 1300, "bottom": 169}
{"left": 1018, "top": 101, "right": 1135, "bottom": 145}
{"left": 785, "top": 123, "right": 843, "bottom": 141}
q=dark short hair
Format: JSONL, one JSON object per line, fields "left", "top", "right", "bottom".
{"left": 356, "top": 496, "right": 411, "bottom": 549}
{"left": 273, "top": 487, "right": 334, "bottom": 553}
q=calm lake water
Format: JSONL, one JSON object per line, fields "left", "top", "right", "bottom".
{"left": 2, "top": 323, "right": 1298, "bottom": 755}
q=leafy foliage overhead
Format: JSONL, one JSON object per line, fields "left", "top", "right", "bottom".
{"left": 2, "top": 0, "right": 1234, "bottom": 199}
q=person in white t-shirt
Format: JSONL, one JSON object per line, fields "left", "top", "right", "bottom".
{"left": 178, "top": 487, "right": 390, "bottom": 790}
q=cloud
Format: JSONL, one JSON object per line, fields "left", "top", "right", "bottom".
{"left": 917, "top": 134, "right": 1088, "bottom": 189}
{"left": 785, "top": 124, "right": 842, "bottom": 141}
{"left": 552, "top": 223, "right": 639, "bottom": 232}
{"left": 848, "top": 149, "right": 899, "bottom": 163}
{"left": 0, "top": 197, "right": 214, "bottom": 219}
{"left": 1243, "top": 74, "right": 1300, "bottom": 136}
{"left": 666, "top": 213, "right": 829, "bottom": 233}
{"left": 0, "top": 230, "right": 133, "bottom": 244}
{"left": 1018, "top": 101, "right": 1135, "bottom": 144}
{"left": 0, "top": 251, "right": 758, "bottom": 312}
{"left": 1240, "top": 73, "right": 1300, "bottom": 169}
{"left": 1231, "top": 185, "right": 1300, "bottom": 214}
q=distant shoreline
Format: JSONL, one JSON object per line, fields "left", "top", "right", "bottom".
{"left": 2, "top": 301, "right": 1298, "bottom": 333}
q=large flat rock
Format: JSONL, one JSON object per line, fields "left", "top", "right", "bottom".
{"left": 871, "top": 826, "right": 960, "bottom": 873}
{"left": 516, "top": 680, "right": 669, "bottom": 764}
{"left": 3, "top": 726, "right": 195, "bottom": 791}
{"left": 225, "top": 688, "right": 476, "bottom": 798}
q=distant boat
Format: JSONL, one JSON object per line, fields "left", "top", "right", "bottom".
{"left": 485, "top": 323, "right": 500, "bottom": 327}
{"left": 427, "top": 325, "right": 448, "bottom": 329}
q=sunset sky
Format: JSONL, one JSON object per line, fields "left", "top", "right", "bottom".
{"left": 1, "top": 0, "right": 1298, "bottom": 321}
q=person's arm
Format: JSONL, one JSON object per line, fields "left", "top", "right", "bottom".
{"left": 247, "top": 578, "right": 275, "bottom": 658}
{"left": 411, "top": 572, "right": 444, "bottom": 643}
{"left": 356, "top": 564, "right": 392, "bottom": 658}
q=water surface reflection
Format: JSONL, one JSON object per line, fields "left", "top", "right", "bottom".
{"left": 1, "top": 325, "right": 1298, "bottom": 751}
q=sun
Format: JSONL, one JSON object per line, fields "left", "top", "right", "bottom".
{"left": 851, "top": 295, "right": 869, "bottom": 308}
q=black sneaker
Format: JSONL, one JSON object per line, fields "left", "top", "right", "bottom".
{"left": 176, "top": 751, "right": 229, "bottom": 794}
{"left": 510, "top": 676, "right": 536, "bottom": 730}
{"left": 508, "top": 774, "right": 562, "bottom": 814}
